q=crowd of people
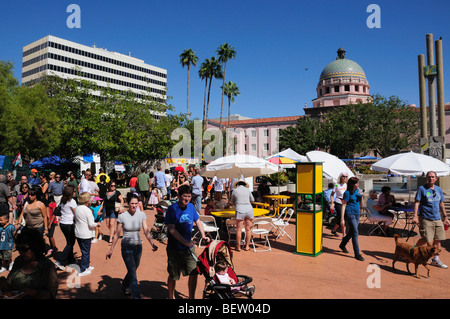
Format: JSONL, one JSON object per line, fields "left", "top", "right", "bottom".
{"left": 0, "top": 165, "right": 449, "bottom": 298}
{"left": 325, "top": 170, "right": 450, "bottom": 267}
{"left": 0, "top": 164, "right": 251, "bottom": 299}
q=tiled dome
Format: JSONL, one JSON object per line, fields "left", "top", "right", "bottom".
{"left": 319, "top": 58, "right": 366, "bottom": 81}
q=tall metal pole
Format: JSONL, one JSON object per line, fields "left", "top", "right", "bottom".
{"left": 435, "top": 37, "right": 446, "bottom": 160}
{"left": 426, "top": 34, "right": 437, "bottom": 137}
{"left": 418, "top": 54, "right": 427, "bottom": 138}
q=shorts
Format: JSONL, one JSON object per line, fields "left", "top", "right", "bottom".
{"left": 166, "top": 246, "right": 198, "bottom": 280}
{"left": 419, "top": 217, "right": 446, "bottom": 243}
{"left": 105, "top": 208, "right": 117, "bottom": 219}
{"left": 0, "top": 249, "right": 12, "bottom": 261}
{"left": 235, "top": 209, "right": 254, "bottom": 220}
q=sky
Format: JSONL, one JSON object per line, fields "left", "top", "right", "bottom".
{"left": 1, "top": 0, "right": 450, "bottom": 121}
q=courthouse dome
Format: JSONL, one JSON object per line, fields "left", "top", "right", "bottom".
{"left": 319, "top": 47, "right": 366, "bottom": 82}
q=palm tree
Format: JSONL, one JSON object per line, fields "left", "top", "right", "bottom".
{"left": 198, "top": 60, "right": 209, "bottom": 126}
{"left": 179, "top": 49, "right": 198, "bottom": 120}
{"left": 221, "top": 81, "right": 240, "bottom": 128}
{"left": 200, "top": 57, "right": 223, "bottom": 131}
{"left": 216, "top": 43, "right": 236, "bottom": 129}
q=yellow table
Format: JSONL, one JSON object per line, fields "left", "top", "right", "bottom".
{"left": 210, "top": 208, "right": 270, "bottom": 219}
{"left": 264, "top": 194, "right": 291, "bottom": 216}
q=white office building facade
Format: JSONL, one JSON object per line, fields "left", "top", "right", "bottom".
{"left": 21, "top": 35, "right": 167, "bottom": 105}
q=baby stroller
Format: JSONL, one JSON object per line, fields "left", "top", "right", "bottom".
{"left": 150, "top": 200, "right": 171, "bottom": 242}
{"left": 195, "top": 240, "right": 254, "bottom": 299}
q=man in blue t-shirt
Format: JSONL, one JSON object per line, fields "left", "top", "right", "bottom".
{"left": 413, "top": 171, "right": 450, "bottom": 269}
{"left": 164, "top": 185, "right": 210, "bottom": 299}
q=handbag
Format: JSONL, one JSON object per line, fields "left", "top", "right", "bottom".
{"left": 115, "top": 202, "right": 121, "bottom": 213}
{"left": 53, "top": 204, "right": 62, "bottom": 217}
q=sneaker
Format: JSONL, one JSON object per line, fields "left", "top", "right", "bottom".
{"left": 339, "top": 243, "right": 349, "bottom": 253}
{"left": 78, "top": 269, "right": 91, "bottom": 277}
{"left": 98, "top": 234, "right": 103, "bottom": 241}
{"left": 331, "top": 230, "right": 340, "bottom": 237}
{"left": 0, "top": 267, "right": 7, "bottom": 274}
{"left": 8, "top": 262, "right": 14, "bottom": 271}
{"left": 91, "top": 238, "right": 98, "bottom": 244}
{"left": 430, "top": 258, "right": 448, "bottom": 269}
{"left": 54, "top": 261, "right": 66, "bottom": 271}
{"left": 246, "top": 285, "right": 255, "bottom": 297}
{"left": 355, "top": 254, "right": 365, "bottom": 261}
{"left": 88, "top": 266, "right": 94, "bottom": 271}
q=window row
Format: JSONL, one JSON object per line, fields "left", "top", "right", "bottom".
{"left": 23, "top": 41, "right": 167, "bottom": 79}
{"left": 22, "top": 64, "right": 167, "bottom": 101}
{"left": 24, "top": 52, "right": 166, "bottom": 87}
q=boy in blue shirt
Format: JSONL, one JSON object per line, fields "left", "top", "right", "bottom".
{"left": 164, "top": 185, "right": 210, "bottom": 299}
{"left": 0, "top": 209, "right": 17, "bottom": 273}
{"left": 413, "top": 171, "right": 450, "bottom": 269}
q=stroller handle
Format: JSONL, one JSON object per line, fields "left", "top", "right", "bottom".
{"left": 234, "top": 275, "right": 253, "bottom": 287}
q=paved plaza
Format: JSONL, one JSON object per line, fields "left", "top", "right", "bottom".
{"left": 6, "top": 200, "right": 447, "bottom": 301}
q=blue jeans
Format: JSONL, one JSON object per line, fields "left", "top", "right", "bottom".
{"left": 77, "top": 238, "right": 92, "bottom": 272}
{"left": 192, "top": 194, "right": 202, "bottom": 214}
{"left": 341, "top": 213, "right": 361, "bottom": 256}
{"left": 121, "top": 244, "right": 143, "bottom": 299}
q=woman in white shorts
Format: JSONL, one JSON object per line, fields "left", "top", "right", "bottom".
{"left": 230, "top": 179, "right": 254, "bottom": 251}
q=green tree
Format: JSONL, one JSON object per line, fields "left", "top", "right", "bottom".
{"left": 179, "top": 49, "right": 198, "bottom": 121}
{"left": 217, "top": 43, "right": 236, "bottom": 129}
{"left": 0, "top": 61, "right": 60, "bottom": 160}
{"left": 279, "top": 95, "right": 419, "bottom": 158}
{"left": 0, "top": 84, "right": 61, "bottom": 159}
{"left": 40, "top": 75, "right": 184, "bottom": 164}
{"left": 279, "top": 116, "right": 321, "bottom": 155}
{"left": 221, "top": 81, "right": 240, "bottom": 127}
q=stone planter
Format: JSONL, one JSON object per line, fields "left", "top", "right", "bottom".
{"left": 269, "top": 185, "right": 287, "bottom": 194}
{"left": 287, "top": 183, "right": 296, "bottom": 193}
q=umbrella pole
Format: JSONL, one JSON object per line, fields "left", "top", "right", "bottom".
{"left": 408, "top": 175, "right": 411, "bottom": 205}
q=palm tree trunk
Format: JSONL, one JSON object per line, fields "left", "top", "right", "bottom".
{"left": 205, "top": 77, "right": 212, "bottom": 131}
{"left": 187, "top": 64, "right": 190, "bottom": 120}
{"left": 228, "top": 97, "right": 231, "bottom": 128}
{"left": 202, "top": 79, "right": 208, "bottom": 128}
{"left": 219, "top": 62, "right": 227, "bottom": 129}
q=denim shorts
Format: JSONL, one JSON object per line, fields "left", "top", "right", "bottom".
{"left": 105, "top": 208, "right": 117, "bottom": 219}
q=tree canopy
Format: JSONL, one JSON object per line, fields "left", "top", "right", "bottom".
{"left": 280, "top": 94, "right": 420, "bottom": 158}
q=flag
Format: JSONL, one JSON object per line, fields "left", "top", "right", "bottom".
{"left": 13, "top": 152, "right": 22, "bottom": 167}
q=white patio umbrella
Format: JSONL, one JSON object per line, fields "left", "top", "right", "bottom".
{"left": 371, "top": 151, "right": 450, "bottom": 203}
{"left": 371, "top": 151, "right": 450, "bottom": 176}
{"left": 306, "top": 150, "right": 354, "bottom": 183}
{"left": 201, "top": 154, "right": 279, "bottom": 179}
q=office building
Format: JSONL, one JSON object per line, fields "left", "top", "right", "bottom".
{"left": 21, "top": 35, "right": 167, "bottom": 104}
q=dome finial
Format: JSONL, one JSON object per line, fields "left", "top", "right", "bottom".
{"left": 337, "top": 47, "right": 346, "bottom": 60}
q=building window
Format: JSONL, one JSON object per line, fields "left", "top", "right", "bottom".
{"left": 251, "top": 130, "right": 256, "bottom": 138}
{"left": 251, "top": 144, "right": 256, "bottom": 151}
{"left": 344, "top": 85, "right": 350, "bottom": 92}
{"left": 325, "top": 87, "right": 330, "bottom": 94}
{"left": 355, "top": 85, "right": 359, "bottom": 92}
{"left": 334, "top": 86, "right": 339, "bottom": 93}
{"left": 263, "top": 129, "right": 269, "bottom": 137}
{"left": 263, "top": 143, "right": 269, "bottom": 151}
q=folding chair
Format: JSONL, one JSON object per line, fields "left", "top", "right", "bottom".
{"left": 362, "top": 207, "right": 387, "bottom": 236}
{"left": 270, "top": 208, "right": 294, "bottom": 240}
{"left": 251, "top": 217, "right": 272, "bottom": 252}
{"left": 225, "top": 218, "right": 246, "bottom": 245}
{"left": 196, "top": 215, "right": 220, "bottom": 247}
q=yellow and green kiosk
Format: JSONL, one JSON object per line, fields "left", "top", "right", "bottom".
{"left": 295, "top": 162, "right": 323, "bottom": 256}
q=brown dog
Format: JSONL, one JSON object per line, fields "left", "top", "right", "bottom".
{"left": 392, "top": 234, "right": 440, "bottom": 279}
